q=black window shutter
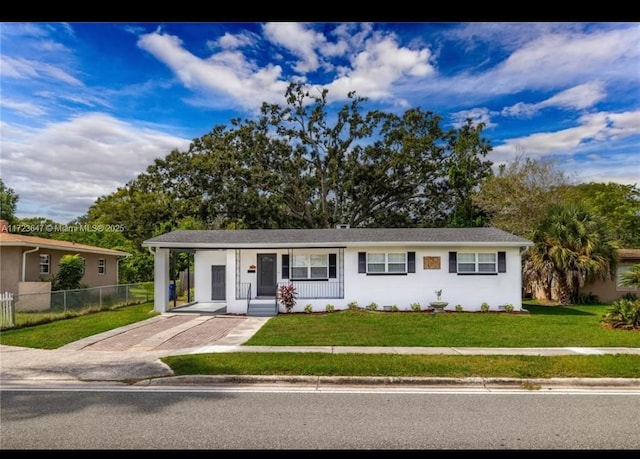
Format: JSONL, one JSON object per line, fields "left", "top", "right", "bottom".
{"left": 449, "top": 252, "right": 457, "bottom": 273}
{"left": 358, "top": 252, "right": 366, "bottom": 273}
{"left": 329, "top": 253, "right": 337, "bottom": 278}
{"left": 498, "top": 251, "right": 506, "bottom": 273}
{"left": 407, "top": 251, "right": 415, "bottom": 273}
{"left": 282, "top": 254, "right": 289, "bottom": 279}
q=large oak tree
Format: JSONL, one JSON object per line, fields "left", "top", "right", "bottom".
{"left": 88, "top": 82, "right": 494, "bottom": 239}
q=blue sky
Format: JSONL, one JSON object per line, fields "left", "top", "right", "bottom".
{"left": 1, "top": 22, "right": 639, "bottom": 223}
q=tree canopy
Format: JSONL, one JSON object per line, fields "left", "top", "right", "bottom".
{"left": 87, "top": 82, "right": 494, "bottom": 247}
{"left": 472, "top": 156, "right": 572, "bottom": 239}
{"left": 562, "top": 182, "right": 640, "bottom": 249}
{"left": 0, "top": 178, "right": 19, "bottom": 225}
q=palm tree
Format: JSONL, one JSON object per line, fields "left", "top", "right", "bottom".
{"left": 523, "top": 203, "right": 619, "bottom": 304}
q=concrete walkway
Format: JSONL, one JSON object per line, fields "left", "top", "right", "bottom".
{"left": 1, "top": 313, "right": 639, "bottom": 388}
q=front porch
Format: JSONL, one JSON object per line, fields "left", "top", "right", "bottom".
{"left": 152, "top": 246, "right": 346, "bottom": 315}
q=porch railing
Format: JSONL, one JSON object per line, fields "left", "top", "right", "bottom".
{"left": 277, "top": 281, "right": 342, "bottom": 299}
{"left": 238, "top": 281, "right": 343, "bottom": 300}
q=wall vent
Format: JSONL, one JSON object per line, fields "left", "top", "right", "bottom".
{"left": 335, "top": 224, "right": 350, "bottom": 229}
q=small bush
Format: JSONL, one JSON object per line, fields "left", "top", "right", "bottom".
{"left": 304, "top": 304, "right": 313, "bottom": 314}
{"left": 455, "top": 304, "right": 463, "bottom": 312}
{"left": 601, "top": 298, "right": 640, "bottom": 330}
{"left": 504, "top": 303, "right": 514, "bottom": 313}
{"left": 410, "top": 302, "right": 421, "bottom": 312}
{"left": 347, "top": 301, "right": 359, "bottom": 310}
{"left": 367, "top": 302, "right": 378, "bottom": 311}
{"left": 480, "top": 302, "right": 490, "bottom": 312}
{"left": 325, "top": 304, "right": 335, "bottom": 313}
{"left": 390, "top": 305, "right": 399, "bottom": 312}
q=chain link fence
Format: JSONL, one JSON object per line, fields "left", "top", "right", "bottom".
{"left": 1, "top": 282, "right": 154, "bottom": 330}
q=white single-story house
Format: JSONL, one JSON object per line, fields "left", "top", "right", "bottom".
{"left": 142, "top": 227, "right": 533, "bottom": 316}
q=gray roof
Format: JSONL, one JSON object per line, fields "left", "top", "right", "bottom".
{"left": 143, "top": 227, "right": 533, "bottom": 249}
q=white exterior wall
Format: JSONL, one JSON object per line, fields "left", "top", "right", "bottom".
{"left": 194, "top": 250, "right": 228, "bottom": 303}
{"left": 153, "top": 248, "right": 170, "bottom": 313}
{"left": 343, "top": 246, "right": 523, "bottom": 312}
{"left": 189, "top": 244, "right": 525, "bottom": 314}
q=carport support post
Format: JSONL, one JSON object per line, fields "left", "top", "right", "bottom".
{"left": 153, "top": 248, "right": 170, "bottom": 313}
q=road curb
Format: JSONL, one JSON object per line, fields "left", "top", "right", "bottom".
{"left": 135, "top": 374, "right": 640, "bottom": 388}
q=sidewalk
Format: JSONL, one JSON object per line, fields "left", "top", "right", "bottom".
{"left": 1, "top": 313, "right": 639, "bottom": 388}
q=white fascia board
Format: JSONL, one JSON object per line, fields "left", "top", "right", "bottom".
{"left": 141, "top": 240, "right": 532, "bottom": 249}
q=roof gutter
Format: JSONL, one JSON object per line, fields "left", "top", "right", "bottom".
{"left": 22, "top": 246, "right": 40, "bottom": 281}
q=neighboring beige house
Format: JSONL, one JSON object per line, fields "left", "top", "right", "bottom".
{"left": 0, "top": 219, "right": 129, "bottom": 298}
{"left": 582, "top": 249, "right": 640, "bottom": 302}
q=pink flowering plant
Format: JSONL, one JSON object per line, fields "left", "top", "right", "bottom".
{"left": 278, "top": 283, "right": 298, "bottom": 313}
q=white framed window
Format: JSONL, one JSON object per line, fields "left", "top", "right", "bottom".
{"left": 98, "top": 258, "right": 106, "bottom": 275}
{"left": 458, "top": 253, "right": 497, "bottom": 273}
{"left": 39, "top": 254, "right": 50, "bottom": 274}
{"left": 367, "top": 252, "right": 407, "bottom": 274}
{"left": 291, "top": 254, "right": 328, "bottom": 279}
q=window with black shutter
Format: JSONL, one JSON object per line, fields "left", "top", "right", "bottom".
{"left": 282, "top": 254, "right": 289, "bottom": 279}
{"left": 329, "top": 253, "right": 337, "bottom": 278}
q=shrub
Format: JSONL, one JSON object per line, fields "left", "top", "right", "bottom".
{"left": 410, "top": 302, "right": 421, "bottom": 312}
{"left": 390, "top": 305, "right": 399, "bottom": 312}
{"left": 601, "top": 298, "right": 640, "bottom": 330}
{"left": 480, "top": 302, "right": 490, "bottom": 312}
{"left": 53, "top": 254, "right": 85, "bottom": 290}
{"left": 325, "top": 304, "right": 335, "bottom": 313}
{"left": 277, "top": 283, "right": 297, "bottom": 313}
{"left": 504, "top": 303, "right": 514, "bottom": 313}
{"left": 367, "top": 302, "right": 378, "bottom": 311}
{"left": 455, "top": 304, "right": 463, "bottom": 312}
{"left": 304, "top": 304, "right": 313, "bottom": 314}
{"left": 347, "top": 301, "right": 359, "bottom": 310}
{"left": 576, "top": 292, "right": 600, "bottom": 304}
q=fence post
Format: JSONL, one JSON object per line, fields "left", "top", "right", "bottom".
{"left": 0, "top": 292, "right": 15, "bottom": 328}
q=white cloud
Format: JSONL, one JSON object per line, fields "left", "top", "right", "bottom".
{"left": 501, "top": 81, "right": 607, "bottom": 118}
{"left": 324, "top": 33, "right": 435, "bottom": 103}
{"left": 263, "top": 22, "right": 325, "bottom": 73}
{"left": 137, "top": 30, "right": 290, "bottom": 110}
{"left": 562, "top": 152, "right": 640, "bottom": 186}
{"left": 0, "top": 98, "right": 47, "bottom": 116}
{"left": 493, "top": 109, "right": 640, "bottom": 159}
{"left": 451, "top": 107, "right": 496, "bottom": 129}
{"left": 214, "top": 31, "right": 256, "bottom": 50}
{"left": 1, "top": 113, "right": 191, "bottom": 221}
{"left": 138, "top": 25, "right": 436, "bottom": 110}
{"left": 410, "top": 24, "right": 640, "bottom": 107}
{"left": 0, "top": 56, "right": 83, "bottom": 86}
{"left": 490, "top": 109, "right": 640, "bottom": 186}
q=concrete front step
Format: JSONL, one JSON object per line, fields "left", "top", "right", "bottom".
{"left": 248, "top": 301, "right": 278, "bottom": 317}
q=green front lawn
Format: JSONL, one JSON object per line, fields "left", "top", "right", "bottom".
{"left": 242, "top": 302, "right": 640, "bottom": 348}
{"left": 2, "top": 300, "right": 638, "bottom": 379}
